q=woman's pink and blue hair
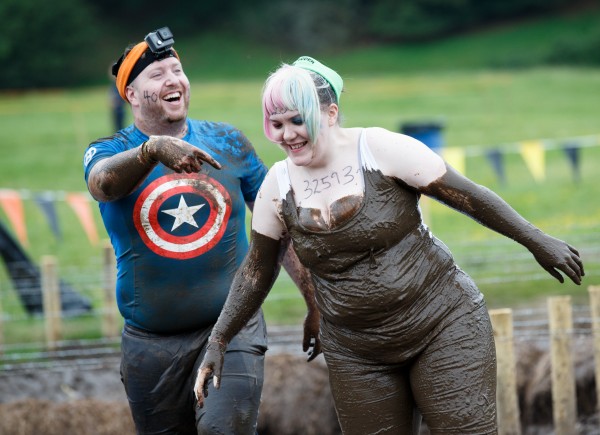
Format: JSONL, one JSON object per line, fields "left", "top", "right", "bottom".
{"left": 262, "top": 64, "right": 330, "bottom": 144}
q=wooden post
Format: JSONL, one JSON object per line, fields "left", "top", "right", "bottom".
{"left": 0, "top": 290, "right": 4, "bottom": 357}
{"left": 102, "top": 241, "right": 119, "bottom": 338}
{"left": 41, "top": 255, "right": 62, "bottom": 349}
{"left": 490, "top": 308, "right": 521, "bottom": 435}
{"left": 588, "top": 285, "right": 600, "bottom": 413}
{"left": 547, "top": 296, "right": 577, "bottom": 435}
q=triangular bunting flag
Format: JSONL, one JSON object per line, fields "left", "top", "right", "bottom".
{"left": 441, "top": 147, "right": 466, "bottom": 175}
{"left": 562, "top": 142, "right": 581, "bottom": 183}
{"left": 34, "top": 192, "right": 62, "bottom": 240}
{"left": 485, "top": 149, "right": 506, "bottom": 185}
{"left": 66, "top": 192, "right": 99, "bottom": 245}
{"left": 519, "top": 140, "right": 545, "bottom": 182}
{"left": 0, "top": 189, "right": 28, "bottom": 247}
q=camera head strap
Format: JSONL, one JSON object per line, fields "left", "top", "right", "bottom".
{"left": 113, "top": 27, "right": 179, "bottom": 102}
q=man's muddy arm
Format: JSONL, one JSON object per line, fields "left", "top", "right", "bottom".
{"left": 88, "top": 136, "right": 221, "bottom": 202}
{"left": 87, "top": 144, "right": 157, "bottom": 202}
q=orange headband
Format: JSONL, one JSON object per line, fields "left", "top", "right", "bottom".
{"left": 116, "top": 42, "right": 148, "bottom": 101}
{"left": 115, "top": 41, "right": 180, "bottom": 102}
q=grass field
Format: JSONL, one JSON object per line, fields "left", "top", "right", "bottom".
{"left": 0, "top": 9, "right": 599, "bottom": 343}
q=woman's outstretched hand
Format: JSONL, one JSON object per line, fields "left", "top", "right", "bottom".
{"left": 528, "top": 233, "right": 584, "bottom": 285}
{"left": 193, "top": 340, "right": 226, "bottom": 408}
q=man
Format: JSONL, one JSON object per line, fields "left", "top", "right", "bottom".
{"left": 83, "top": 27, "right": 320, "bottom": 434}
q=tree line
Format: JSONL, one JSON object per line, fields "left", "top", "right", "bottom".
{"left": 1, "top": 0, "right": 598, "bottom": 89}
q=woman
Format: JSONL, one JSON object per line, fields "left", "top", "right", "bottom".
{"left": 194, "top": 56, "right": 584, "bottom": 434}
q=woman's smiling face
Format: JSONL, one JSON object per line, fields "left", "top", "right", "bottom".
{"left": 268, "top": 110, "right": 311, "bottom": 163}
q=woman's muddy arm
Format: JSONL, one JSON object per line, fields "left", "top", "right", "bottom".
{"left": 194, "top": 230, "right": 281, "bottom": 406}
{"left": 420, "top": 164, "right": 584, "bottom": 285}
{"left": 280, "top": 238, "right": 321, "bottom": 361}
{"left": 247, "top": 179, "right": 321, "bottom": 361}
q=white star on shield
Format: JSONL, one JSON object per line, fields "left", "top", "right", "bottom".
{"left": 161, "top": 195, "right": 205, "bottom": 231}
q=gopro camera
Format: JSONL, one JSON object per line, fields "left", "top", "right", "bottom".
{"left": 145, "top": 27, "right": 175, "bottom": 55}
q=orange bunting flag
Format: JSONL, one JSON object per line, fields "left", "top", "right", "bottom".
{"left": 441, "top": 147, "right": 466, "bottom": 175}
{"left": 519, "top": 140, "right": 546, "bottom": 182}
{"left": 66, "top": 192, "right": 99, "bottom": 245}
{"left": 0, "top": 189, "right": 28, "bottom": 247}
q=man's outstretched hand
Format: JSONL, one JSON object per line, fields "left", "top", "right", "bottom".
{"left": 145, "top": 135, "right": 221, "bottom": 173}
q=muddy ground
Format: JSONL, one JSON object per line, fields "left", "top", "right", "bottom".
{"left": 1, "top": 339, "right": 599, "bottom": 434}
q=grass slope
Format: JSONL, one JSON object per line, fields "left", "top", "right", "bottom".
{"left": 0, "top": 10, "right": 599, "bottom": 340}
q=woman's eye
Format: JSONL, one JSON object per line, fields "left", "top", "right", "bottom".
{"left": 291, "top": 116, "right": 304, "bottom": 125}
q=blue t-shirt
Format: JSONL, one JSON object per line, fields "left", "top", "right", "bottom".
{"left": 83, "top": 119, "right": 267, "bottom": 333}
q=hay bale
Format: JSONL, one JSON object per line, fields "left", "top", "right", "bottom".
{"left": 517, "top": 336, "right": 598, "bottom": 426}
{"left": 521, "top": 350, "right": 553, "bottom": 425}
{"left": 0, "top": 362, "right": 125, "bottom": 404}
{"left": 258, "top": 353, "right": 341, "bottom": 435}
{"left": 573, "top": 337, "right": 598, "bottom": 417}
{"left": 0, "top": 399, "right": 134, "bottom": 435}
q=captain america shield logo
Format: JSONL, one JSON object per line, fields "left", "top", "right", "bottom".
{"left": 133, "top": 173, "right": 231, "bottom": 259}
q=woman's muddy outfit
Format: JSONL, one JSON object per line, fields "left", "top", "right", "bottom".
{"left": 273, "top": 130, "right": 497, "bottom": 434}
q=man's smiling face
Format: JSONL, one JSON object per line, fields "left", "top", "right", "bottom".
{"left": 129, "top": 56, "right": 191, "bottom": 126}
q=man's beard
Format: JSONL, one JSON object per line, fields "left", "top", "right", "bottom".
{"left": 144, "top": 100, "right": 188, "bottom": 125}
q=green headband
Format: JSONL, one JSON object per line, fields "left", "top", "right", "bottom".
{"left": 293, "top": 56, "right": 343, "bottom": 102}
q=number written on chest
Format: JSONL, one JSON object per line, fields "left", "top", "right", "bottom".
{"left": 302, "top": 165, "right": 360, "bottom": 199}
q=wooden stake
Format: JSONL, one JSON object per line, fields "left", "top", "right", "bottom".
{"left": 42, "top": 255, "right": 62, "bottom": 350}
{"left": 102, "top": 241, "right": 119, "bottom": 338}
{"left": 547, "top": 296, "right": 577, "bottom": 435}
{"left": 0, "top": 291, "right": 4, "bottom": 357}
{"left": 490, "top": 308, "right": 521, "bottom": 435}
{"left": 588, "top": 285, "right": 600, "bottom": 413}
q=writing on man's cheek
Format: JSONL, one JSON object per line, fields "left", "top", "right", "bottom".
{"left": 303, "top": 165, "right": 358, "bottom": 199}
{"left": 144, "top": 91, "right": 159, "bottom": 103}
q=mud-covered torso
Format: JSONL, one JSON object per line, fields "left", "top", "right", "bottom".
{"left": 286, "top": 169, "right": 422, "bottom": 275}
{"left": 274, "top": 130, "right": 484, "bottom": 363}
